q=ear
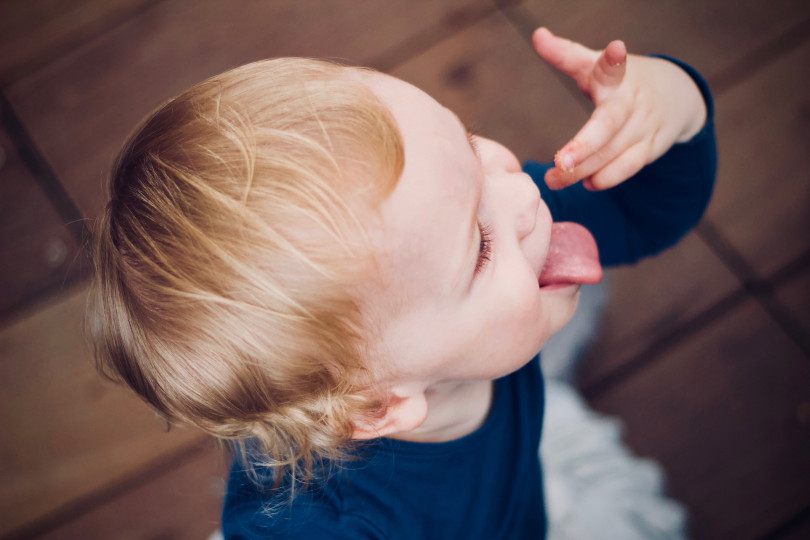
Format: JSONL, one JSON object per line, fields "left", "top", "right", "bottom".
{"left": 351, "top": 386, "right": 429, "bottom": 440}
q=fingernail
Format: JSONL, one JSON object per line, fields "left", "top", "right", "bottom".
{"left": 560, "top": 153, "right": 575, "bottom": 172}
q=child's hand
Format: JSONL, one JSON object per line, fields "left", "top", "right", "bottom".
{"left": 533, "top": 27, "right": 707, "bottom": 191}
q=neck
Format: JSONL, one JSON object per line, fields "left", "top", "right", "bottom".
{"left": 389, "top": 379, "right": 493, "bottom": 443}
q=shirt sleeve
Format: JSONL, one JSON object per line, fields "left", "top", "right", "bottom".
{"left": 523, "top": 56, "right": 717, "bottom": 267}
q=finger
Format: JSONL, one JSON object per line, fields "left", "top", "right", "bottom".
{"left": 549, "top": 108, "right": 644, "bottom": 191}
{"left": 544, "top": 166, "right": 577, "bottom": 191}
{"left": 591, "top": 40, "right": 627, "bottom": 96}
{"left": 586, "top": 140, "right": 651, "bottom": 190}
{"left": 564, "top": 105, "right": 649, "bottom": 181}
{"left": 532, "top": 27, "right": 598, "bottom": 85}
{"left": 554, "top": 100, "right": 633, "bottom": 172}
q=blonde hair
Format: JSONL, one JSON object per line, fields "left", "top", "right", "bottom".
{"left": 89, "top": 58, "right": 404, "bottom": 488}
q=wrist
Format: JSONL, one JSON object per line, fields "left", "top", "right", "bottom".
{"left": 649, "top": 55, "right": 710, "bottom": 143}
{"left": 675, "top": 74, "right": 707, "bottom": 143}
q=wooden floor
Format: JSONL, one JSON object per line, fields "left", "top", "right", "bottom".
{"left": 1, "top": 1, "right": 808, "bottom": 538}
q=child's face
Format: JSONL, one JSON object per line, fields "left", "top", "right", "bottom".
{"left": 361, "top": 72, "right": 596, "bottom": 389}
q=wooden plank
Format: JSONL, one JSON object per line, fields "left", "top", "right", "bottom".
{"left": 37, "top": 442, "right": 227, "bottom": 540}
{"left": 5, "top": 0, "right": 493, "bottom": 218}
{"left": 770, "top": 509, "right": 810, "bottom": 540}
{"left": 0, "top": 0, "right": 154, "bottom": 85}
{"left": 590, "top": 300, "right": 810, "bottom": 539}
{"left": 0, "top": 287, "right": 204, "bottom": 537}
{"left": 704, "top": 40, "right": 810, "bottom": 278}
{"left": 0, "top": 125, "right": 88, "bottom": 321}
{"left": 774, "top": 266, "right": 810, "bottom": 340}
{"left": 390, "top": 10, "right": 588, "bottom": 167}
{"left": 504, "top": 0, "right": 810, "bottom": 84}
{"left": 575, "top": 232, "right": 742, "bottom": 388}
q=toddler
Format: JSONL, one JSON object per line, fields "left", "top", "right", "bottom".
{"left": 91, "top": 27, "right": 716, "bottom": 538}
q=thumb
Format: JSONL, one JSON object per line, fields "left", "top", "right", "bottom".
{"left": 590, "top": 40, "right": 627, "bottom": 97}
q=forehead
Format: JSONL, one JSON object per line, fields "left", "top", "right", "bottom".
{"left": 361, "top": 72, "right": 471, "bottom": 198}
{"left": 358, "top": 72, "right": 477, "bottom": 303}
{"left": 358, "top": 71, "right": 458, "bottom": 154}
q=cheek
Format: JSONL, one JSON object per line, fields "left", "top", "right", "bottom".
{"left": 499, "top": 271, "right": 583, "bottom": 357}
{"left": 498, "top": 272, "right": 547, "bottom": 339}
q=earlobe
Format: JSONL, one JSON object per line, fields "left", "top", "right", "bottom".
{"left": 351, "top": 389, "right": 429, "bottom": 440}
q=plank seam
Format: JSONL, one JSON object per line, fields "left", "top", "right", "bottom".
{"left": 582, "top": 244, "right": 810, "bottom": 400}
{"left": 0, "top": 91, "right": 87, "bottom": 244}
{"left": 708, "top": 16, "right": 810, "bottom": 96}
{"left": 1, "top": 436, "right": 217, "bottom": 540}
{"left": 581, "top": 287, "right": 749, "bottom": 399}
{"left": 697, "top": 222, "right": 810, "bottom": 359}
{"left": 761, "top": 502, "right": 810, "bottom": 539}
{"left": 370, "top": 3, "right": 498, "bottom": 73}
{"left": 0, "top": 0, "right": 168, "bottom": 87}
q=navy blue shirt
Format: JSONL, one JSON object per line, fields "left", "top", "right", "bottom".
{"left": 225, "top": 359, "right": 546, "bottom": 539}
{"left": 222, "top": 57, "right": 716, "bottom": 539}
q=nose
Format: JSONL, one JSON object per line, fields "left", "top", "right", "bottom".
{"left": 511, "top": 172, "right": 541, "bottom": 240}
{"left": 485, "top": 168, "right": 541, "bottom": 241}
{"left": 479, "top": 137, "right": 541, "bottom": 240}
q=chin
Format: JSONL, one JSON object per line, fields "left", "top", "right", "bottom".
{"left": 547, "top": 287, "right": 581, "bottom": 336}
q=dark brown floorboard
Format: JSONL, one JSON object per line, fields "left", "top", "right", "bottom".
{"left": 2, "top": 1, "right": 808, "bottom": 537}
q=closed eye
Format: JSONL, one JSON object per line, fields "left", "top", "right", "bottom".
{"left": 467, "top": 131, "right": 480, "bottom": 156}
{"left": 465, "top": 121, "right": 482, "bottom": 157}
{"left": 475, "top": 222, "right": 493, "bottom": 275}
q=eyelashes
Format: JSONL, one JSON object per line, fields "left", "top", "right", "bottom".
{"left": 466, "top": 120, "right": 488, "bottom": 276}
{"left": 465, "top": 121, "right": 481, "bottom": 156}
{"left": 475, "top": 222, "right": 493, "bottom": 275}
{"left": 468, "top": 132, "right": 480, "bottom": 156}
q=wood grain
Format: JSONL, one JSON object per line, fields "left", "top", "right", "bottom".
{"left": 705, "top": 40, "right": 810, "bottom": 278}
{"left": 390, "top": 10, "right": 588, "bottom": 168}
{"left": 774, "top": 267, "right": 810, "bottom": 340}
{"left": 0, "top": 0, "right": 154, "bottom": 84}
{"left": 5, "top": 0, "right": 492, "bottom": 218}
{"left": 504, "top": 0, "right": 810, "bottom": 84}
{"left": 4, "top": 1, "right": 810, "bottom": 537}
{"left": 591, "top": 300, "right": 810, "bottom": 539}
{"left": 37, "top": 442, "right": 227, "bottom": 540}
{"left": 0, "top": 125, "right": 88, "bottom": 321}
{"left": 0, "top": 287, "right": 204, "bottom": 537}
{"left": 576, "top": 232, "right": 743, "bottom": 389}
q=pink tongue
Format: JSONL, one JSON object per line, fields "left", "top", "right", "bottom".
{"left": 538, "top": 222, "right": 603, "bottom": 287}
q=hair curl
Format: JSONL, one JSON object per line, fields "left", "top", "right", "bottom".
{"left": 89, "top": 58, "right": 404, "bottom": 490}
